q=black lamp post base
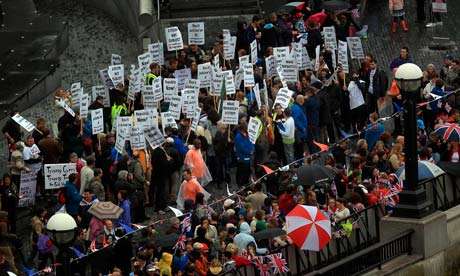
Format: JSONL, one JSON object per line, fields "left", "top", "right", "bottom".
{"left": 392, "top": 187, "right": 434, "bottom": 219}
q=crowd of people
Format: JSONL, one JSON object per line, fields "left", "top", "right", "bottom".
{"left": 0, "top": 0, "right": 459, "bottom": 275}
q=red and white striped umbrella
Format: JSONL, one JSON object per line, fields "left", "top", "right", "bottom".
{"left": 286, "top": 205, "right": 331, "bottom": 251}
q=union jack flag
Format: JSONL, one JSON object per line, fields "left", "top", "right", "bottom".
{"left": 253, "top": 256, "right": 271, "bottom": 276}
{"left": 181, "top": 214, "right": 192, "bottom": 233}
{"left": 268, "top": 253, "right": 289, "bottom": 273}
{"left": 173, "top": 234, "right": 187, "bottom": 251}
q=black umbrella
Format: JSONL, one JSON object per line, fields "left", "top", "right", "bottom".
{"left": 254, "top": 228, "right": 286, "bottom": 240}
{"left": 278, "top": 1, "right": 305, "bottom": 14}
{"left": 322, "top": 0, "right": 351, "bottom": 12}
{"left": 295, "top": 164, "right": 335, "bottom": 186}
{"left": 155, "top": 233, "right": 179, "bottom": 248}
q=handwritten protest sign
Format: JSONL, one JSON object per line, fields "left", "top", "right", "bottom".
{"left": 188, "top": 22, "right": 205, "bottom": 45}
{"left": 273, "top": 88, "right": 293, "bottom": 109}
{"left": 248, "top": 117, "right": 262, "bottom": 144}
{"left": 44, "top": 163, "right": 77, "bottom": 189}
{"left": 91, "top": 108, "right": 104, "bottom": 134}
{"left": 221, "top": 100, "right": 239, "bottom": 125}
{"left": 165, "top": 26, "right": 184, "bottom": 51}
{"left": 346, "top": 37, "right": 365, "bottom": 60}
{"left": 11, "top": 113, "right": 35, "bottom": 132}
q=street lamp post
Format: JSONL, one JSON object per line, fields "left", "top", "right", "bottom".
{"left": 46, "top": 213, "right": 77, "bottom": 276}
{"left": 392, "top": 63, "right": 433, "bottom": 218}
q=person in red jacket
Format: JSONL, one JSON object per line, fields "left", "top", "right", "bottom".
{"left": 278, "top": 185, "right": 297, "bottom": 215}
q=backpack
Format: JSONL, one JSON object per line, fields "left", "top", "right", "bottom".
{"left": 57, "top": 187, "right": 68, "bottom": 205}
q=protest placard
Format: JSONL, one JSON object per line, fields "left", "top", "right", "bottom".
{"left": 11, "top": 113, "right": 35, "bottom": 132}
{"left": 262, "top": 79, "right": 269, "bottom": 107}
{"left": 346, "top": 37, "right": 365, "bottom": 60}
{"left": 188, "top": 22, "right": 205, "bottom": 45}
{"left": 248, "top": 117, "right": 262, "bottom": 144}
{"left": 165, "top": 26, "right": 184, "bottom": 51}
{"left": 99, "top": 68, "right": 114, "bottom": 89}
{"left": 239, "top": 55, "right": 250, "bottom": 66}
{"left": 432, "top": 0, "right": 447, "bottom": 13}
{"left": 280, "top": 57, "right": 298, "bottom": 82}
{"left": 91, "top": 108, "right": 104, "bottom": 134}
{"left": 116, "top": 116, "right": 132, "bottom": 134}
{"left": 152, "top": 76, "right": 163, "bottom": 102}
{"left": 253, "top": 83, "right": 261, "bottom": 109}
{"left": 338, "top": 40, "right": 349, "bottom": 73}
{"left": 273, "top": 88, "right": 293, "bottom": 109}
{"left": 223, "top": 36, "right": 237, "bottom": 60}
{"left": 274, "top": 46, "right": 289, "bottom": 65}
{"left": 174, "top": 68, "right": 192, "bottom": 91}
{"left": 265, "top": 55, "right": 277, "bottom": 78}
{"left": 185, "top": 79, "right": 200, "bottom": 92}
{"left": 243, "top": 63, "right": 255, "bottom": 87}
{"left": 56, "top": 99, "right": 76, "bottom": 117}
{"left": 212, "top": 66, "right": 223, "bottom": 94}
{"left": 44, "top": 163, "right": 77, "bottom": 189}
{"left": 181, "top": 88, "right": 198, "bottom": 118}
{"left": 190, "top": 107, "right": 201, "bottom": 131}
{"left": 91, "top": 85, "right": 110, "bottom": 107}
{"left": 142, "top": 85, "right": 156, "bottom": 109}
{"left": 111, "top": 54, "right": 122, "bottom": 65}
{"left": 222, "top": 70, "right": 235, "bottom": 95}
{"left": 314, "top": 45, "right": 321, "bottom": 71}
{"left": 221, "top": 100, "right": 239, "bottom": 125}
{"left": 115, "top": 130, "right": 127, "bottom": 153}
{"left": 168, "top": 95, "right": 182, "bottom": 120}
{"left": 138, "top": 52, "right": 153, "bottom": 75}
{"left": 161, "top": 112, "right": 178, "bottom": 134}
{"left": 108, "top": 64, "right": 124, "bottom": 86}
{"left": 135, "top": 109, "right": 157, "bottom": 129}
{"left": 290, "top": 42, "right": 302, "bottom": 67}
{"left": 130, "top": 126, "right": 146, "bottom": 150}
{"left": 198, "top": 62, "right": 212, "bottom": 88}
{"left": 300, "top": 47, "right": 313, "bottom": 70}
{"left": 144, "top": 125, "right": 165, "bottom": 149}
{"left": 163, "top": 78, "right": 178, "bottom": 102}
{"left": 18, "top": 170, "right": 37, "bottom": 207}
{"left": 213, "top": 54, "right": 220, "bottom": 69}
{"left": 148, "top": 42, "right": 165, "bottom": 65}
{"left": 250, "top": 39, "right": 258, "bottom": 64}
{"left": 323, "top": 26, "right": 337, "bottom": 50}
{"left": 234, "top": 68, "right": 244, "bottom": 91}
{"left": 71, "top": 87, "right": 82, "bottom": 109}
{"left": 80, "top": 94, "right": 89, "bottom": 119}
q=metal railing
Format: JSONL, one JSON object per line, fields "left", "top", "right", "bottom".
{"left": 307, "top": 229, "right": 414, "bottom": 276}
{"left": 421, "top": 173, "right": 460, "bottom": 211}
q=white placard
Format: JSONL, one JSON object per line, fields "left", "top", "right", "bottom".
{"left": 99, "top": 68, "right": 114, "bottom": 89}
{"left": 234, "top": 68, "right": 244, "bottom": 90}
{"left": 212, "top": 66, "right": 223, "bottom": 94}
{"left": 115, "top": 130, "right": 127, "bottom": 153}
{"left": 91, "top": 108, "right": 104, "bottom": 134}
{"left": 135, "top": 109, "right": 157, "bottom": 129}
{"left": 213, "top": 54, "right": 220, "bottom": 69}
{"left": 273, "top": 87, "right": 293, "bottom": 109}
{"left": 11, "top": 113, "right": 35, "bottom": 132}
{"left": 181, "top": 88, "right": 198, "bottom": 118}
{"left": 274, "top": 47, "right": 289, "bottom": 65}
{"left": 142, "top": 85, "right": 156, "bottom": 110}
{"left": 80, "top": 94, "right": 89, "bottom": 119}
{"left": 266, "top": 55, "right": 277, "bottom": 78}
{"left": 111, "top": 54, "right": 122, "bottom": 65}
{"left": 323, "top": 26, "right": 337, "bottom": 50}
{"left": 44, "top": 163, "right": 77, "bottom": 189}
{"left": 148, "top": 42, "right": 165, "bottom": 65}
{"left": 187, "top": 22, "right": 205, "bottom": 45}
{"left": 116, "top": 116, "right": 132, "bottom": 135}
{"left": 239, "top": 55, "right": 250, "bottom": 66}
{"left": 130, "top": 126, "right": 145, "bottom": 150}
{"left": 198, "top": 62, "right": 212, "bottom": 88}
{"left": 18, "top": 169, "right": 37, "bottom": 207}
{"left": 144, "top": 125, "right": 165, "bottom": 149}
{"left": 70, "top": 82, "right": 81, "bottom": 93}
{"left": 161, "top": 111, "right": 178, "bottom": 134}
{"left": 138, "top": 52, "right": 153, "bottom": 75}
{"left": 222, "top": 70, "right": 235, "bottom": 95}
{"left": 300, "top": 47, "right": 313, "bottom": 70}
{"left": 338, "top": 40, "right": 349, "bottom": 73}
{"left": 174, "top": 68, "right": 192, "bottom": 91}
{"left": 253, "top": 83, "right": 261, "bottom": 109}
{"left": 223, "top": 36, "right": 237, "bottom": 60}
{"left": 346, "top": 37, "right": 365, "bottom": 60}
{"left": 280, "top": 57, "right": 299, "bottom": 82}
{"left": 248, "top": 117, "right": 262, "bottom": 144}
{"left": 190, "top": 107, "right": 201, "bottom": 131}
{"left": 165, "top": 26, "right": 184, "bottom": 51}
{"left": 152, "top": 76, "right": 163, "bottom": 102}
{"left": 163, "top": 78, "right": 178, "bottom": 102}
{"left": 91, "top": 85, "right": 110, "bottom": 107}
{"left": 168, "top": 95, "right": 182, "bottom": 120}
{"left": 221, "top": 100, "right": 239, "bottom": 125}
{"left": 243, "top": 63, "right": 255, "bottom": 87}
{"left": 71, "top": 87, "right": 82, "bottom": 109}
{"left": 185, "top": 79, "right": 200, "bottom": 92}
{"left": 250, "top": 39, "right": 258, "bottom": 64}
{"left": 262, "top": 79, "right": 269, "bottom": 107}
{"left": 108, "top": 64, "right": 124, "bottom": 86}
{"left": 314, "top": 45, "right": 321, "bottom": 71}
{"left": 56, "top": 99, "right": 76, "bottom": 117}
{"left": 432, "top": 0, "right": 447, "bottom": 13}
{"left": 290, "top": 42, "right": 302, "bottom": 68}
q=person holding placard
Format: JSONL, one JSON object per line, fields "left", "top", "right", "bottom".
{"left": 276, "top": 108, "right": 295, "bottom": 164}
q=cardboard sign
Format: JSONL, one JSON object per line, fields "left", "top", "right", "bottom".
{"left": 338, "top": 40, "right": 349, "bottom": 73}
{"left": 243, "top": 63, "right": 255, "bottom": 87}
{"left": 253, "top": 83, "right": 261, "bottom": 109}
{"left": 11, "top": 113, "right": 35, "bottom": 132}
{"left": 144, "top": 125, "right": 165, "bottom": 149}
{"left": 190, "top": 107, "right": 201, "bottom": 131}
{"left": 174, "top": 68, "right": 192, "bottom": 91}
{"left": 188, "top": 22, "right": 205, "bottom": 45}
{"left": 323, "top": 26, "right": 337, "bottom": 50}
{"left": 138, "top": 52, "right": 153, "bottom": 75}
{"left": 80, "top": 94, "right": 89, "bottom": 119}
{"left": 91, "top": 108, "right": 104, "bottom": 134}
{"left": 346, "top": 37, "right": 365, "bottom": 60}
{"left": 18, "top": 169, "right": 38, "bottom": 207}
{"left": 130, "top": 126, "right": 145, "bottom": 150}
{"left": 142, "top": 85, "right": 156, "bottom": 109}
{"left": 198, "top": 62, "right": 212, "bottom": 88}
{"left": 148, "top": 42, "right": 165, "bottom": 65}
{"left": 266, "top": 55, "right": 277, "bottom": 78}
{"left": 222, "top": 70, "right": 236, "bottom": 95}
{"left": 221, "top": 100, "right": 239, "bottom": 125}
{"left": 135, "top": 109, "right": 157, "bottom": 129}
{"left": 91, "top": 85, "right": 110, "bottom": 107}
{"left": 250, "top": 39, "right": 258, "bottom": 64}
{"left": 181, "top": 88, "right": 198, "bottom": 118}
{"left": 165, "top": 26, "right": 184, "bottom": 51}
{"left": 168, "top": 95, "right": 182, "bottom": 120}
{"left": 248, "top": 116, "right": 262, "bottom": 144}
{"left": 280, "top": 57, "right": 298, "bottom": 82}
{"left": 161, "top": 111, "right": 178, "bottom": 134}
{"left": 99, "top": 68, "right": 114, "bottom": 89}
{"left": 239, "top": 55, "right": 250, "bottom": 66}
{"left": 152, "top": 76, "right": 163, "bottom": 102}
{"left": 163, "top": 78, "right": 178, "bottom": 102}
{"left": 44, "top": 163, "right": 77, "bottom": 189}
{"left": 273, "top": 47, "right": 289, "bottom": 65}
{"left": 273, "top": 88, "right": 293, "bottom": 109}
{"left": 108, "top": 64, "right": 124, "bottom": 86}
{"left": 111, "top": 54, "right": 122, "bottom": 65}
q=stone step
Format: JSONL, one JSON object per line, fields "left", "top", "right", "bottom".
{"left": 363, "top": 254, "right": 423, "bottom": 276}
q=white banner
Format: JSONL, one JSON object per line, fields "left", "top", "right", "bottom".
{"left": 108, "top": 64, "right": 124, "bottom": 86}
{"left": 323, "top": 26, "right": 337, "bottom": 50}
{"left": 346, "top": 37, "right": 365, "bottom": 60}
{"left": 198, "top": 62, "right": 212, "bottom": 88}
{"left": 221, "top": 100, "right": 239, "bottom": 125}
{"left": 338, "top": 40, "right": 349, "bottom": 73}
{"left": 91, "top": 108, "right": 104, "bottom": 134}
{"left": 163, "top": 78, "right": 178, "bottom": 102}
{"left": 187, "top": 22, "right": 205, "bottom": 45}
{"left": 243, "top": 63, "right": 255, "bottom": 87}
{"left": 79, "top": 94, "right": 89, "bottom": 119}
{"left": 130, "top": 126, "right": 145, "bottom": 150}
{"left": 273, "top": 88, "right": 293, "bottom": 109}
{"left": 144, "top": 125, "right": 165, "bottom": 149}
{"left": 174, "top": 68, "right": 192, "bottom": 91}
{"left": 165, "top": 26, "right": 184, "bottom": 51}
{"left": 248, "top": 117, "right": 262, "bottom": 144}
{"left": 111, "top": 54, "right": 122, "bottom": 65}
{"left": 250, "top": 39, "right": 258, "bottom": 64}
{"left": 44, "top": 163, "right": 77, "bottom": 189}
{"left": 168, "top": 95, "right": 182, "bottom": 120}
{"left": 11, "top": 113, "right": 35, "bottom": 132}
{"left": 91, "top": 85, "right": 110, "bottom": 107}
{"left": 148, "top": 42, "right": 165, "bottom": 65}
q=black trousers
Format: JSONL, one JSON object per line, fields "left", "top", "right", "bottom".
{"left": 236, "top": 161, "right": 251, "bottom": 187}
{"left": 416, "top": 0, "right": 426, "bottom": 21}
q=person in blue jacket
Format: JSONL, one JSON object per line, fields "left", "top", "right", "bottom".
{"left": 364, "top": 112, "right": 385, "bottom": 151}
{"left": 234, "top": 123, "right": 254, "bottom": 187}
{"left": 65, "top": 173, "right": 82, "bottom": 217}
{"left": 291, "top": 95, "right": 309, "bottom": 159}
{"left": 117, "top": 189, "right": 131, "bottom": 226}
